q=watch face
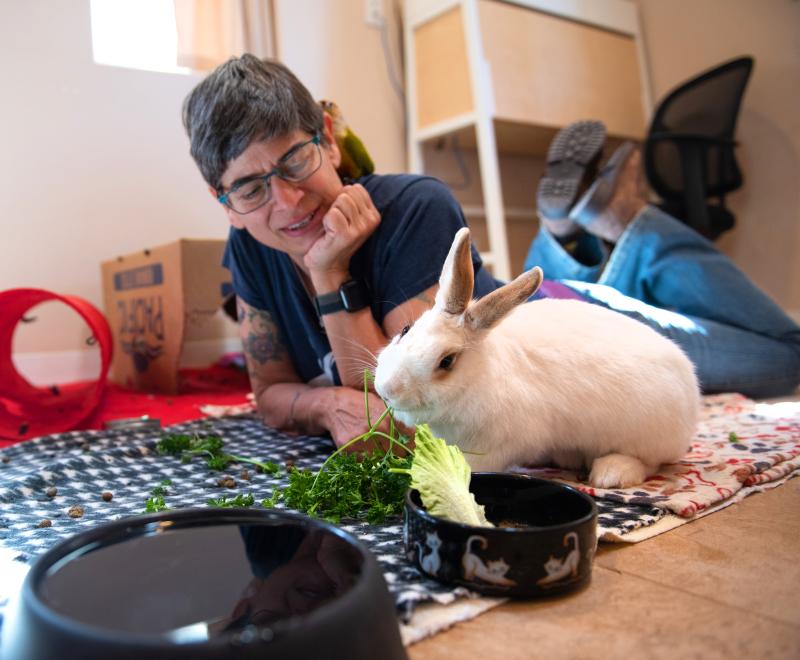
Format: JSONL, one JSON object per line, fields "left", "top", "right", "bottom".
{"left": 314, "top": 280, "right": 370, "bottom": 316}
{"left": 340, "top": 280, "right": 369, "bottom": 312}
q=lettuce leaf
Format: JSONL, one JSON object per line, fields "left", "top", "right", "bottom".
{"left": 408, "top": 425, "right": 493, "bottom": 527}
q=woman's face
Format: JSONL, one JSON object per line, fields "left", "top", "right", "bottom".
{"left": 216, "top": 114, "right": 343, "bottom": 267}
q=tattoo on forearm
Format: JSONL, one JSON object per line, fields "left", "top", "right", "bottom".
{"left": 247, "top": 307, "right": 272, "bottom": 327}
{"left": 243, "top": 328, "right": 287, "bottom": 364}
{"left": 414, "top": 291, "right": 434, "bottom": 306}
{"left": 240, "top": 305, "right": 287, "bottom": 364}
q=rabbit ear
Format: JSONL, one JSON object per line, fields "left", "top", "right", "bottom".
{"left": 435, "top": 227, "right": 474, "bottom": 315}
{"left": 465, "top": 266, "right": 543, "bottom": 331}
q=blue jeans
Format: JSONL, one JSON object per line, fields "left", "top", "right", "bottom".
{"left": 524, "top": 205, "right": 800, "bottom": 398}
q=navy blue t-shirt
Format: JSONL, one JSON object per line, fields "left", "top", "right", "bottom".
{"left": 223, "top": 174, "right": 499, "bottom": 386}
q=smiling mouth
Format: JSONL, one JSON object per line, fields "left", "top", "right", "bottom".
{"left": 287, "top": 215, "right": 311, "bottom": 230}
{"left": 284, "top": 208, "right": 320, "bottom": 233}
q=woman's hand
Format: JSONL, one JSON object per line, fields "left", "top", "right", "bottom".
{"left": 319, "top": 387, "right": 413, "bottom": 453}
{"left": 304, "top": 184, "right": 380, "bottom": 277}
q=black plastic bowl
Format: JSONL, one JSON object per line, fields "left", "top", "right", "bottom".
{"left": 404, "top": 473, "right": 597, "bottom": 598}
{"left": 2, "top": 508, "right": 406, "bottom": 660}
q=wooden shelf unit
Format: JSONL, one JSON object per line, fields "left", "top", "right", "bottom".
{"left": 404, "top": 0, "right": 652, "bottom": 279}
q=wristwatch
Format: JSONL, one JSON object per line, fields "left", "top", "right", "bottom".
{"left": 313, "top": 279, "right": 370, "bottom": 316}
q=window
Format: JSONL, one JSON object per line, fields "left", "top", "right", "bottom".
{"left": 89, "top": 0, "right": 276, "bottom": 74}
{"left": 90, "top": 0, "right": 190, "bottom": 74}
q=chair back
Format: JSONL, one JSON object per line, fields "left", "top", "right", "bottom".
{"left": 644, "top": 56, "right": 754, "bottom": 239}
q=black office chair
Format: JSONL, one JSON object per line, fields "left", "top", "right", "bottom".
{"left": 643, "top": 56, "right": 754, "bottom": 241}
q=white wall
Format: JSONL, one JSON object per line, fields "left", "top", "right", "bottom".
{"left": 1, "top": 0, "right": 406, "bottom": 379}
{"left": 273, "top": 0, "right": 406, "bottom": 174}
{"left": 634, "top": 0, "right": 800, "bottom": 319}
{"left": 1, "top": 1, "right": 223, "bottom": 359}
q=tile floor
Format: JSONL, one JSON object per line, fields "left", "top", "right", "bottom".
{"left": 409, "top": 473, "right": 800, "bottom": 659}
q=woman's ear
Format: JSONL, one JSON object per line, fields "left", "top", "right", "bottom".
{"left": 321, "top": 112, "right": 341, "bottom": 170}
{"left": 209, "top": 185, "right": 245, "bottom": 229}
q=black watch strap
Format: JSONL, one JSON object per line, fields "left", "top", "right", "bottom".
{"left": 314, "top": 279, "right": 370, "bottom": 316}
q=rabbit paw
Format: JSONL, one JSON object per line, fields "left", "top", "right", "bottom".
{"left": 589, "top": 454, "right": 650, "bottom": 489}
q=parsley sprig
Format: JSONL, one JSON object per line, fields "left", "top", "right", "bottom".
{"left": 144, "top": 479, "right": 172, "bottom": 513}
{"left": 156, "top": 432, "right": 280, "bottom": 474}
{"left": 208, "top": 493, "right": 255, "bottom": 508}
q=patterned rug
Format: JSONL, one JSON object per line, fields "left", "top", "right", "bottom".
{"left": 0, "top": 416, "right": 662, "bottom": 631}
{"left": 512, "top": 393, "right": 800, "bottom": 524}
{"left": 1, "top": 393, "right": 797, "bottom": 640}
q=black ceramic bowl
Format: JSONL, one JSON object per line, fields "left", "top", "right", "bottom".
{"left": 404, "top": 473, "right": 597, "bottom": 598}
{"left": 2, "top": 508, "right": 406, "bottom": 660}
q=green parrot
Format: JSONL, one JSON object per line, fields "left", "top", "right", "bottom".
{"left": 320, "top": 99, "right": 375, "bottom": 181}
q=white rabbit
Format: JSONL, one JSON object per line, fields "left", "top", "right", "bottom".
{"left": 374, "top": 228, "right": 699, "bottom": 489}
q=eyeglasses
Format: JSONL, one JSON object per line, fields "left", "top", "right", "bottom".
{"left": 218, "top": 133, "right": 322, "bottom": 214}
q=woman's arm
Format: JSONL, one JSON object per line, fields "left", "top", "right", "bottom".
{"left": 238, "top": 292, "right": 433, "bottom": 447}
{"left": 303, "top": 184, "right": 442, "bottom": 388}
{"left": 306, "top": 283, "right": 438, "bottom": 388}
{"left": 236, "top": 297, "right": 326, "bottom": 435}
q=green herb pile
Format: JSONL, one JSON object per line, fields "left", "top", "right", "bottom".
{"left": 265, "top": 399, "right": 414, "bottom": 523}
{"left": 145, "top": 373, "right": 482, "bottom": 526}
{"left": 277, "top": 446, "right": 412, "bottom": 523}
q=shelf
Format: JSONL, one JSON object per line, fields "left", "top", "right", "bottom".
{"left": 404, "top": 0, "right": 652, "bottom": 280}
{"left": 420, "top": 118, "right": 637, "bottom": 157}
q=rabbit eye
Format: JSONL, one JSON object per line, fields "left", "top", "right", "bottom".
{"left": 438, "top": 353, "right": 456, "bottom": 370}
{"left": 399, "top": 325, "right": 410, "bottom": 339}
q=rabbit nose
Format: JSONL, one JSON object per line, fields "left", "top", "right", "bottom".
{"left": 375, "top": 375, "right": 398, "bottom": 401}
{"left": 375, "top": 378, "right": 391, "bottom": 400}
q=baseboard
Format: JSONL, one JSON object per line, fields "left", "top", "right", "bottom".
{"left": 12, "top": 338, "right": 243, "bottom": 386}
{"left": 178, "top": 337, "right": 243, "bottom": 368}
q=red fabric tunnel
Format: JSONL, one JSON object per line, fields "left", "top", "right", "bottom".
{"left": 0, "top": 289, "right": 113, "bottom": 441}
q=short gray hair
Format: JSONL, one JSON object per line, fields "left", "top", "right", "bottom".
{"left": 182, "top": 54, "right": 326, "bottom": 192}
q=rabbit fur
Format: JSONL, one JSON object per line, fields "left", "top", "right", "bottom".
{"left": 374, "top": 228, "right": 700, "bottom": 489}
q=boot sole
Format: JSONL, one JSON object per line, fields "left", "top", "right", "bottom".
{"left": 537, "top": 120, "right": 607, "bottom": 220}
{"left": 568, "top": 141, "right": 635, "bottom": 228}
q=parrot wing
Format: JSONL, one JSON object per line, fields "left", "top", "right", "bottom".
{"left": 342, "top": 129, "right": 375, "bottom": 178}
{"left": 320, "top": 99, "right": 375, "bottom": 179}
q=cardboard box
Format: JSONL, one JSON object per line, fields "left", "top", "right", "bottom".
{"left": 101, "top": 239, "right": 238, "bottom": 393}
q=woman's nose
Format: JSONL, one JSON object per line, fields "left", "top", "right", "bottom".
{"left": 270, "top": 176, "right": 304, "bottom": 209}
